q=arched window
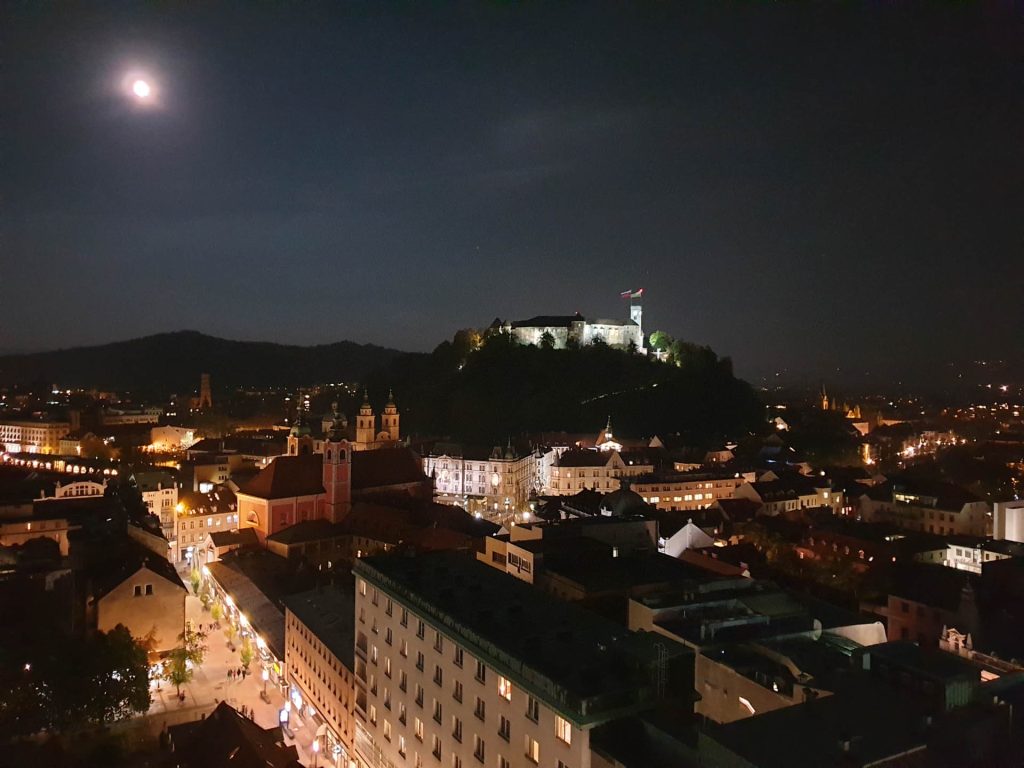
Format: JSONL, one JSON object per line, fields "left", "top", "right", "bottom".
{"left": 327, "top": 450, "right": 333, "bottom": 462}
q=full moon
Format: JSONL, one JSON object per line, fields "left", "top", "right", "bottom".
{"left": 132, "top": 79, "right": 151, "bottom": 99}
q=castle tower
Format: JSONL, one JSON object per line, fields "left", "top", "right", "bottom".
{"left": 381, "top": 389, "right": 400, "bottom": 443}
{"left": 322, "top": 402, "right": 352, "bottom": 523}
{"left": 198, "top": 373, "right": 212, "bottom": 410}
{"left": 355, "top": 389, "right": 376, "bottom": 448}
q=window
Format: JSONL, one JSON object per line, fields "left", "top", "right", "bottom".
{"left": 475, "top": 697, "right": 486, "bottom": 721}
{"left": 525, "top": 736, "right": 540, "bottom": 764}
{"left": 401, "top": 639, "right": 409, "bottom": 657}
{"left": 372, "top": 645, "right": 379, "bottom": 664}
{"left": 415, "top": 684, "right": 424, "bottom": 707}
{"left": 145, "top": 584, "right": 153, "bottom": 595}
{"left": 452, "top": 716, "right": 463, "bottom": 742}
{"left": 498, "top": 676, "right": 512, "bottom": 701}
{"left": 360, "top": 579, "right": 367, "bottom": 596}
{"left": 386, "top": 628, "right": 393, "bottom": 645}
{"left": 473, "top": 736, "right": 485, "bottom": 763}
{"left": 399, "top": 703, "right": 407, "bottom": 725}
{"left": 383, "top": 720, "right": 392, "bottom": 741}
{"left": 133, "top": 585, "right": 142, "bottom": 597}
{"left": 399, "top": 735, "right": 407, "bottom": 758}
{"left": 433, "top": 699, "right": 442, "bottom": 723}
{"left": 558, "top": 763, "right": 570, "bottom": 768}
{"left": 369, "top": 704, "right": 377, "bottom": 725}
{"left": 414, "top": 717, "right": 424, "bottom": 741}
{"left": 453, "top": 647, "right": 464, "bottom": 667}
{"left": 475, "top": 660, "right": 486, "bottom": 683}
{"left": 416, "top": 651, "right": 425, "bottom": 671}
{"left": 452, "top": 757, "right": 462, "bottom": 768}
{"left": 499, "top": 758, "right": 510, "bottom": 768}
{"left": 385, "top": 658, "right": 392, "bottom": 677}
{"left": 432, "top": 736, "right": 442, "bottom": 760}
{"left": 498, "top": 715, "right": 510, "bottom": 741}
{"left": 401, "top": 608, "right": 408, "bottom": 627}
{"left": 384, "top": 687, "right": 391, "bottom": 709}
{"left": 417, "top": 619, "right": 425, "bottom": 639}
{"left": 434, "top": 631, "right": 444, "bottom": 652}
{"left": 556, "top": 715, "right": 572, "bottom": 745}
{"left": 526, "top": 696, "right": 539, "bottom": 722}
{"left": 386, "top": 597, "right": 393, "bottom": 616}
{"left": 453, "top": 680, "right": 463, "bottom": 703}
{"left": 399, "top": 671, "right": 408, "bottom": 692}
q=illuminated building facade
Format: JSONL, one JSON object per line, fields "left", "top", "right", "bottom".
{"left": 0, "top": 419, "right": 70, "bottom": 454}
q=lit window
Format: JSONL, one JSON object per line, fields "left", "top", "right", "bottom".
{"left": 498, "top": 676, "right": 512, "bottom": 701}
{"left": 525, "top": 736, "right": 540, "bottom": 764}
{"left": 556, "top": 715, "right": 572, "bottom": 745}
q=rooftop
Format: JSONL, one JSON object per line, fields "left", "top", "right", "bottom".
{"left": 281, "top": 580, "right": 356, "bottom": 668}
{"left": 355, "top": 552, "right": 692, "bottom": 728}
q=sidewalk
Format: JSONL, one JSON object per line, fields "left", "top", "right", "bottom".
{"left": 144, "top": 592, "right": 325, "bottom": 766}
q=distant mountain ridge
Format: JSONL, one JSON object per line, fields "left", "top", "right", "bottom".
{"left": 0, "top": 331, "right": 411, "bottom": 394}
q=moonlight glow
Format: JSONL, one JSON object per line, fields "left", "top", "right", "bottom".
{"left": 132, "top": 80, "right": 151, "bottom": 99}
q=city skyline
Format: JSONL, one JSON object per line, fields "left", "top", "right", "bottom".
{"left": 3, "top": 2, "right": 1022, "bottom": 382}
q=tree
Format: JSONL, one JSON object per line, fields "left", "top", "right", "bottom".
{"left": 164, "top": 649, "right": 192, "bottom": 697}
{"left": 199, "top": 581, "right": 212, "bottom": 611}
{"left": 239, "top": 636, "right": 254, "bottom": 671}
{"left": 210, "top": 601, "right": 222, "bottom": 623}
{"left": 189, "top": 567, "right": 201, "bottom": 596}
{"left": 85, "top": 625, "right": 152, "bottom": 723}
{"left": 224, "top": 622, "right": 237, "bottom": 647}
{"left": 539, "top": 331, "right": 556, "bottom": 350}
{"left": 0, "top": 624, "right": 151, "bottom": 738}
{"left": 178, "top": 624, "right": 208, "bottom": 668}
{"left": 648, "top": 330, "right": 673, "bottom": 352}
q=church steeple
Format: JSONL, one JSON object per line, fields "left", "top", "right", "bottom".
{"left": 381, "top": 389, "right": 400, "bottom": 443}
{"left": 356, "top": 388, "right": 376, "bottom": 447}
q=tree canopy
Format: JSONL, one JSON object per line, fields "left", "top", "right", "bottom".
{"left": 367, "top": 330, "right": 764, "bottom": 445}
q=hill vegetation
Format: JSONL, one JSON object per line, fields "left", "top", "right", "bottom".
{"left": 367, "top": 329, "right": 765, "bottom": 445}
{"left": 0, "top": 331, "right": 406, "bottom": 395}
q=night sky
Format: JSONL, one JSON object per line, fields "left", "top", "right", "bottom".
{"left": 2, "top": 2, "right": 1021, "bottom": 385}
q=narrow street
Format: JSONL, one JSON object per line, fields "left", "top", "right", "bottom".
{"left": 143, "top": 591, "right": 325, "bottom": 766}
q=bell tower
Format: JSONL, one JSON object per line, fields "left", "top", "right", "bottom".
{"left": 355, "top": 389, "right": 376, "bottom": 449}
{"left": 381, "top": 389, "right": 400, "bottom": 443}
{"left": 322, "top": 402, "right": 352, "bottom": 523}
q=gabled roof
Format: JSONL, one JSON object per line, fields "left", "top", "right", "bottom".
{"left": 208, "top": 527, "right": 259, "bottom": 548}
{"left": 167, "top": 701, "right": 301, "bottom": 768}
{"left": 554, "top": 449, "right": 617, "bottom": 468}
{"left": 351, "top": 447, "right": 428, "bottom": 491}
{"left": 90, "top": 539, "right": 186, "bottom": 600}
{"left": 510, "top": 313, "right": 584, "bottom": 328}
{"left": 238, "top": 454, "right": 325, "bottom": 500}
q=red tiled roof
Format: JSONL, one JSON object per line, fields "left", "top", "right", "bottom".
{"left": 238, "top": 454, "right": 325, "bottom": 500}
{"left": 351, "top": 447, "right": 428, "bottom": 491}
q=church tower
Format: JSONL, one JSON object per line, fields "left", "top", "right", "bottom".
{"left": 355, "top": 389, "right": 376, "bottom": 449}
{"left": 322, "top": 402, "right": 352, "bottom": 523}
{"left": 381, "top": 389, "right": 400, "bottom": 443}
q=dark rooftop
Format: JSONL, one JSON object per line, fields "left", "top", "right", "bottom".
{"left": 281, "top": 579, "right": 356, "bottom": 668}
{"left": 355, "top": 551, "right": 691, "bottom": 727}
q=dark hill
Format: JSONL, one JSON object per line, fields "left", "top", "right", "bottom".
{"left": 367, "top": 334, "right": 765, "bottom": 445}
{"left": 0, "top": 331, "right": 408, "bottom": 394}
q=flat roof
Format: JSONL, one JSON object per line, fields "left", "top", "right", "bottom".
{"left": 281, "top": 579, "right": 356, "bottom": 668}
{"left": 355, "top": 552, "right": 691, "bottom": 728}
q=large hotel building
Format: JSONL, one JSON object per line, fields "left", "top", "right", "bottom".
{"left": 351, "top": 552, "right": 691, "bottom": 768}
